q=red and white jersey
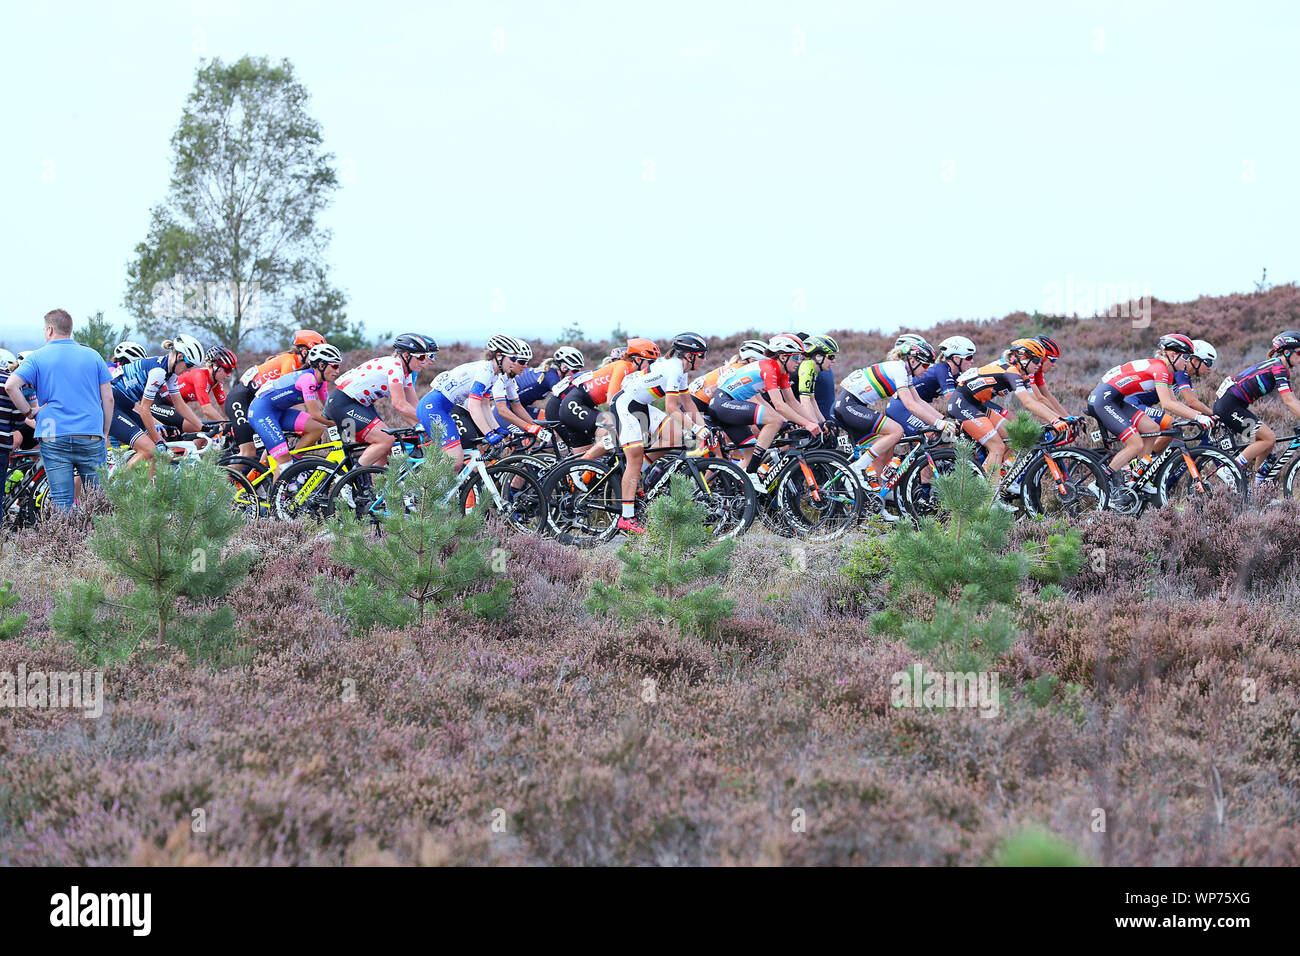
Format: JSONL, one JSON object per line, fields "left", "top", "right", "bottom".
{"left": 618, "top": 357, "right": 690, "bottom": 405}
{"left": 1101, "top": 357, "right": 1174, "bottom": 399}
{"left": 336, "top": 356, "right": 416, "bottom": 406}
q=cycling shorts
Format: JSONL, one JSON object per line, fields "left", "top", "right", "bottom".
{"left": 417, "top": 390, "right": 466, "bottom": 449}
{"left": 610, "top": 390, "right": 651, "bottom": 449}
{"left": 946, "top": 391, "right": 1002, "bottom": 446}
{"left": 832, "top": 390, "right": 888, "bottom": 444}
{"left": 224, "top": 383, "right": 255, "bottom": 444}
{"left": 322, "top": 390, "right": 382, "bottom": 442}
{"left": 1213, "top": 392, "right": 1261, "bottom": 440}
{"left": 556, "top": 386, "right": 598, "bottom": 445}
{"left": 1088, "top": 383, "right": 1143, "bottom": 443}
{"left": 249, "top": 395, "right": 309, "bottom": 454}
{"left": 108, "top": 391, "right": 148, "bottom": 446}
{"left": 707, "top": 392, "right": 764, "bottom": 447}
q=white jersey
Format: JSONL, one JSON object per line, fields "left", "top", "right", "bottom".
{"left": 431, "top": 360, "right": 507, "bottom": 406}
{"left": 841, "top": 360, "right": 912, "bottom": 403}
{"left": 618, "top": 356, "right": 689, "bottom": 405}
{"left": 490, "top": 374, "right": 521, "bottom": 403}
{"left": 336, "top": 356, "right": 415, "bottom": 406}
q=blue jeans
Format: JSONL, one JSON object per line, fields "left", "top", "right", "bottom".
{"left": 38, "top": 436, "right": 107, "bottom": 511}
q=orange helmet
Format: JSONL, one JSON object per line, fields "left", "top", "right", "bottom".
{"left": 1008, "top": 337, "right": 1047, "bottom": 363}
{"left": 293, "top": 329, "right": 326, "bottom": 348}
{"left": 625, "top": 338, "right": 661, "bottom": 361}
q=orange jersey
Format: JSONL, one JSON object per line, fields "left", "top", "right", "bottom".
{"left": 571, "top": 359, "right": 632, "bottom": 406}
{"left": 241, "top": 352, "right": 302, "bottom": 389}
{"left": 689, "top": 360, "right": 739, "bottom": 403}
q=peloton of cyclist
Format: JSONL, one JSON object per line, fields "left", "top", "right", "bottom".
{"left": 557, "top": 338, "right": 659, "bottom": 457}
{"left": 109, "top": 334, "right": 206, "bottom": 472}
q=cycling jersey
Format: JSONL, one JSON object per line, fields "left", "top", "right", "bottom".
{"left": 428, "top": 360, "right": 505, "bottom": 406}
{"left": 718, "top": 358, "right": 791, "bottom": 401}
{"left": 113, "top": 356, "right": 180, "bottom": 405}
{"left": 618, "top": 357, "right": 690, "bottom": 405}
{"left": 239, "top": 352, "right": 301, "bottom": 389}
{"left": 178, "top": 367, "right": 227, "bottom": 409}
{"left": 510, "top": 367, "right": 562, "bottom": 405}
{"left": 1100, "top": 357, "right": 1175, "bottom": 399}
{"left": 255, "top": 369, "right": 329, "bottom": 410}
{"left": 689, "top": 360, "right": 740, "bottom": 404}
{"left": 955, "top": 360, "right": 1030, "bottom": 407}
{"left": 794, "top": 358, "right": 819, "bottom": 398}
{"left": 1124, "top": 369, "right": 1193, "bottom": 407}
{"left": 841, "top": 360, "right": 911, "bottom": 403}
{"left": 1226, "top": 358, "right": 1292, "bottom": 405}
{"left": 569, "top": 360, "right": 633, "bottom": 406}
{"left": 337, "top": 356, "right": 417, "bottom": 406}
{"left": 884, "top": 362, "right": 957, "bottom": 435}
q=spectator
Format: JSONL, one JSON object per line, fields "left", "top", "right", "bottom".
{"left": 4, "top": 309, "right": 113, "bottom": 511}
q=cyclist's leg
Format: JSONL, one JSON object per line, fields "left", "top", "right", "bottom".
{"left": 416, "top": 391, "right": 465, "bottom": 466}
{"left": 225, "top": 384, "right": 258, "bottom": 461}
{"left": 249, "top": 397, "right": 290, "bottom": 474}
{"left": 612, "top": 392, "right": 647, "bottom": 517}
{"left": 1088, "top": 384, "right": 1147, "bottom": 472}
{"left": 948, "top": 392, "right": 1005, "bottom": 472}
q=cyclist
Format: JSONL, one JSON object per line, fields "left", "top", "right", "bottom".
{"left": 484, "top": 339, "right": 550, "bottom": 439}
{"left": 248, "top": 343, "right": 343, "bottom": 475}
{"left": 795, "top": 334, "right": 840, "bottom": 424}
{"left": 835, "top": 334, "right": 945, "bottom": 484}
{"left": 153, "top": 345, "right": 238, "bottom": 434}
{"left": 515, "top": 346, "right": 585, "bottom": 426}
{"left": 884, "top": 335, "right": 972, "bottom": 437}
{"left": 1087, "top": 333, "right": 1215, "bottom": 491}
{"left": 1213, "top": 330, "right": 1300, "bottom": 478}
{"left": 554, "top": 339, "right": 657, "bottom": 456}
{"left": 1030, "top": 335, "right": 1072, "bottom": 419}
{"left": 328, "top": 334, "right": 435, "bottom": 467}
{"left": 710, "top": 333, "right": 822, "bottom": 474}
{"left": 691, "top": 338, "right": 767, "bottom": 421}
{"left": 109, "top": 341, "right": 147, "bottom": 374}
{"left": 610, "top": 332, "right": 711, "bottom": 533}
{"left": 416, "top": 333, "right": 534, "bottom": 464}
{"left": 109, "top": 335, "right": 206, "bottom": 472}
{"left": 225, "top": 329, "right": 325, "bottom": 462}
{"left": 950, "top": 337, "right": 1069, "bottom": 477}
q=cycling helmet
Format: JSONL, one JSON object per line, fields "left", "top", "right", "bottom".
{"left": 805, "top": 333, "right": 840, "bottom": 357}
{"left": 625, "top": 338, "right": 661, "bottom": 361}
{"left": 738, "top": 339, "right": 769, "bottom": 361}
{"left": 553, "top": 346, "right": 585, "bottom": 370}
{"left": 608, "top": 346, "right": 628, "bottom": 362}
{"left": 172, "top": 333, "right": 205, "bottom": 367}
{"left": 1037, "top": 335, "right": 1062, "bottom": 359}
{"left": 485, "top": 333, "right": 522, "bottom": 357}
{"left": 1156, "top": 333, "right": 1195, "bottom": 355}
{"left": 671, "top": 332, "right": 709, "bottom": 355}
{"left": 293, "top": 329, "right": 326, "bottom": 348}
{"left": 895, "top": 336, "right": 937, "bottom": 364}
{"left": 938, "top": 335, "right": 977, "bottom": 360}
{"left": 1008, "top": 337, "right": 1048, "bottom": 364}
{"left": 394, "top": 333, "right": 432, "bottom": 355}
{"left": 1191, "top": 339, "right": 1218, "bottom": 366}
{"left": 766, "top": 333, "right": 805, "bottom": 355}
{"left": 511, "top": 340, "right": 534, "bottom": 363}
{"left": 0, "top": 349, "right": 16, "bottom": 369}
{"left": 307, "top": 343, "right": 344, "bottom": 367}
{"left": 1270, "top": 330, "right": 1300, "bottom": 355}
{"left": 113, "top": 341, "right": 148, "bottom": 363}
{"left": 206, "top": 346, "right": 238, "bottom": 371}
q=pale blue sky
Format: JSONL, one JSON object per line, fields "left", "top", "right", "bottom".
{"left": 2, "top": 0, "right": 1297, "bottom": 349}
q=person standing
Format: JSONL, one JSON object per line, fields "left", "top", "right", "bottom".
{"left": 4, "top": 309, "right": 113, "bottom": 511}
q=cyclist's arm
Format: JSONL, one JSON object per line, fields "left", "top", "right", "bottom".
{"left": 388, "top": 383, "right": 421, "bottom": 424}
{"left": 897, "top": 384, "right": 944, "bottom": 425}
{"left": 1015, "top": 388, "right": 1061, "bottom": 425}
{"left": 134, "top": 400, "right": 168, "bottom": 443}
{"left": 171, "top": 394, "right": 204, "bottom": 434}
{"left": 770, "top": 387, "right": 821, "bottom": 432}
{"left": 1279, "top": 389, "right": 1300, "bottom": 418}
{"left": 1032, "top": 382, "right": 1071, "bottom": 417}
{"left": 1172, "top": 384, "right": 1212, "bottom": 416}
{"left": 1153, "top": 383, "right": 1210, "bottom": 422}
{"left": 664, "top": 391, "right": 706, "bottom": 437}
{"left": 798, "top": 393, "right": 825, "bottom": 423}
{"left": 495, "top": 398, "right": 537, "bottom": 432}
{"left": 465, "top": 394, "right": 500, "bottom": 435}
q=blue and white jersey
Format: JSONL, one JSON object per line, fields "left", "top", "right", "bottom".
{"left": 432, "top": 360, "right": 514, "bottom": 405}
{"left": 112, "top": 356, "right": 180, "bottom": 404}
{"left": 510, "top": 367, "right": 561, "bottom": 405}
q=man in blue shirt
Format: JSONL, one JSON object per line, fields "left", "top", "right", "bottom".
{"left": 4, "top": 309, "right": 113, "bottom": 511}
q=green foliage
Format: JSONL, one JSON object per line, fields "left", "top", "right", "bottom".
{"left": 1036, "top": 583, "right": 1066, "bottom": 602}
{"left": 991, "top": 826, "right": 1091, "bottom": 867}
{"left": 290, "top": 264, "right": 366, "bottom": 352}
{"left": 588, "top": 474, "right": 736, "bottom": 640}
{"left": 51, "top": 460, "right": 252, "bottom": 664}
{"left": 76, "top": 311, "right": 130, "bottom": 361}
{"left": 124, "top": 56, "right": 345, "bottom": 352}
{"left": 896, "top": 592, "right": 1019, "bottom": 674}
{"left": 559, "top": 322, "right": 586, "bottom": 343}
{"left": 1004, "top": 410, "right": 1045, "bottom": 456}
{"left": 0, "top": 580, "right": 28, "bottom": 640}
{"left": 841, "top": 534, "right": 892, "bottom": 589}
{"left": 323, "top": 448, "right": 510, "bottom": 632}
{"left": 1027, "top": 530, "right": 1083, "bottom": 583}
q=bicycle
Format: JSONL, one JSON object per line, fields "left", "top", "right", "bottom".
{"left": 1204, "top": 425, "right": 1300, "bottom": 501}
{"left": 1088, "top": 416, "right": 1246, "bottom": 514}
{"left": 741, "top": 427, "right": 863, "bottom": 540}
{"left": 1, "top": 450, "right": 51, "bottom": 532}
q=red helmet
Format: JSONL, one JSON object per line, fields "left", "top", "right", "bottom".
{"left": 1157, "top": 333, "right": 1195, "bottom": 355}
{"left": 1036, "top": 335, "right": 1061, "bottom": 359}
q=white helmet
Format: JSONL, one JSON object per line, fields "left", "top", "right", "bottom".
{"left": 1192, "top": 339, "right": 1217, "bottom": 366}
{"left": 939, "top": 335, "right": 977, "bottom": 360}
{"left": 766, "top": 333, "right": 804, "bottom": 355}
{"left": 0, "top": 348, "right": 17, "bottom": 369}
{"left": 114, "top": 341, "right": 148, "bottom": 363}
{"left": 172, "top": 333, "right": 204, "bottom": 367}
{"left": 307, "top": 343, "right": 344, "bottom": 367}
{"left": 554, "top": 346, "right": 585, "bottom": 371}
{"left": 486, "top": 333, "right": 525, "bottom": 358}
{"left": 739, "top": 339, "right": 769, "bottom": 362}
{"left": 513, "top": 339, "right": 534, "bottom": 363}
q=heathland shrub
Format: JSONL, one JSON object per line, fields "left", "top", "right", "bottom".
{"left": 0, "top": 579, "right": 27, "bottom": 639}
{"left": 50, "top": 459, "right": 252, "bottom": 664}
{"left": 321, "top": 446, "right": 510, "bottom": 632}
{"left": 588, "top": 474, "right": 736, "bottom": 640}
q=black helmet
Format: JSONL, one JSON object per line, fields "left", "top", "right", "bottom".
{"left": 1271, "top": 330, "right": 1300, "bottom": 355}
{"left": 671, "top": 332, "right": 709, "bottom": 355}
{"left": 393, "top": 333, "right": 433, "bottom": 355}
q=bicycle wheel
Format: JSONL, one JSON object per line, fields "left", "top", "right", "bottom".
{"left": 1021, "top": 447, "right": 1109, "bottom": 519}
{"left": 271, "top": 457, "right": 348, "bottom": 520}
{"left": 328, "top": 465, "right": 391, "bottom": 526}
{"left": 461, "top": 463, "right": 546, "bottom": 535}
{"left": 897, "top": 446, "right": 985, "bottom": 523}
{"left": 679, "top": 456, "right": 757, "bottom": 539}
{"left": 222, "top": 468, "right": 262, "bottom": 520}
{"left": 771, "top": 450, "right": 863, "bottom": 540}
{"left": 1281, "top": 454, "right": 1300, "bottom": 500}
{"left": 540, "top": 456, "right": 622, "bottom": 547}
{"left": 1155, "top": 446, "right": 1246, "bottom": 510}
